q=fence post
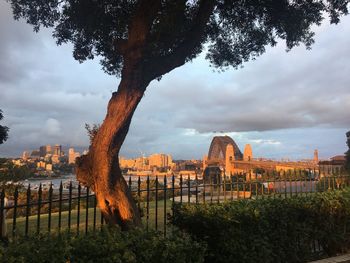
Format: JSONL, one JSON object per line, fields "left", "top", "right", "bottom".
{"left": 155, "top": 176, "right": 158, "bottom": 231}
{"left": 188, "top": 174, "right": 191, "bottom": 204}
{"left": 58, "top": 182, "right": 63, "bottom": 232}
{"left": 195, "top": 172, "right": 199, "bottom": 204}
{"left": 36, "top": 184, "right": 42, "bottom": 235}
{"left": 137, "top": 176, "right": 141, "bottom": 217}
{"left": 0, "top": 190, "right": 6, "bottom": 238}
{"left": 146, "top": 176, "right": 150, "bottom": 231}
{"left": 85, "top": 187, "right": 89, "bottom": 234}
{"left": 77, "top": 184, "right": 81, "bottom": 235}
{"left": 48, "top": 183, "right": 53, "bottom": 233}
{"left": 25, "top": 185, "right": 31, "bottom": 237}
{"left": 163, "top": 176, "right": 167, "bottom": 235}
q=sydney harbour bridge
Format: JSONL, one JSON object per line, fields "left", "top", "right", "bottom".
{"left": 205, "top": 136, "right": 318, "bottom": 174}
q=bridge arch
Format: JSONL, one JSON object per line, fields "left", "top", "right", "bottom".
{"left": 208, "top": 136, "right": 243, "bottom": 162}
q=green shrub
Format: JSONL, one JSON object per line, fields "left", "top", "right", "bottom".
{"left": 171, "top": 189, "right": 350, "bottom": 263}
{"left": 0, "top": 227, "right": 205, "bottom": 263}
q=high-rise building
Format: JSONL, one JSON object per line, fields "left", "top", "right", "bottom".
{"left": 46, "top": 144, "right": 52, "bottom": 155}
{"left": 119, "top": 154, "right": 173, "bottom": 171}
{"left": 68, "top": 148, "right": 79, "bottom": 164}
{"left": 39, "top": 146, "right": 47, "bottom": 157}
{"left": 53, "top": 144, "right": 62, "bottom": 156}
{"left": 68, "top": 148, "right": 74, "bottom": 164}
{"left": 148, "top": 154, "right": 172, "bottom": 169}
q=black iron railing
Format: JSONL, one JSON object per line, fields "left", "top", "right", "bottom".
{"left": 1, "top": 171, "right": 349, "bottom": 238}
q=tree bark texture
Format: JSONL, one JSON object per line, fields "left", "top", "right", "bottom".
{"left": 77, "top": 73, "right": 147, "bottom": 230}
{"left": 75, "top": 0, "right": 215, "bottom": 229}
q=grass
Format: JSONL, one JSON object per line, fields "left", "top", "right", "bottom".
{"left": 5, "top": 200, "right": 174, "bottom": 236}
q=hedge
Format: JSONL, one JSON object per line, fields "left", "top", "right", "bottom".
{"left": 0, "top": 227, "right": 206, "bottom": 263}
{"left": 171, "top": 189, "right": 350, "bottom": 263}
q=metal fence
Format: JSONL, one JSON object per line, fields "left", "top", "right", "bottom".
{"left": 1, "top": 170, "right": 349, "bottom": 238}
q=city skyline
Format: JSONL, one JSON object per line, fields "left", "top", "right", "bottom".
{"left": 0, "top": 1, "right": 349, "bottom": 160}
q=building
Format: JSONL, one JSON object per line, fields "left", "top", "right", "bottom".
{"left": 46, "top": 163, "right": 53, "bottom": 171}
{"left": 68, "top": 148, "right": 73, "bottom": 164}
{"left": 68, "top": 148, "right": 80, "bottom": 164}
{"left": 12, "top": 159, "right": 25, "bottom": 166}
{"left": 319, "top": 155, "right": 346, "bottom": 175}
{"left": 39, "top": 146, "right": 47, "bottom": 157}
{"left": 46, "top": 145, "right": 52, "bottom": 154}
{"left": 30, "top": 150, "right": 40, "bottom": 159}
{"left": 37, "top": 161, "right": 46, "bottom": 169}
{"left": 22, "top": 151, "right": 30, "bottom": 160}
{"left": 51, "top": 154, "right": 60, "bottom": 164}
{"left": 120, "top": 157, "right": 136, "bottom": 168}
{"left": 119, "top": 153, "right": 174, "bottom": 171}
{"left": 148, "top": 154, "right": 172, "bottom": 169}
{"left": 53, "top": 144, "right": 62, "bottom": 157}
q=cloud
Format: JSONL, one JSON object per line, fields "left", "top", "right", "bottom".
{"left": 45, "top": 118, "right": 61, "bottom": 136}
{"left": 134, "top": 14, "right": 350, "bottom": 135}
{"left": 0, "top": 1, "right": 349, "bottom": 161}
{"left": 250, "top": 139, "right": 281, "bottom": 145}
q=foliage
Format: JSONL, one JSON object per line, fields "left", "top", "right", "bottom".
{"left": 0, "top": 109, "right": 9, "bottom": 144}
{"left": 85, "top": 123, "right": 100, "bottom": 145}
{"left": 316, "top": 176, "right": 348, "bottom": 192}
{"left": 171, "top": 189, "right": 350, "bottom": 263}
{"left": 0, "top": 227, "right": 206, "bottom": 263}
{"left": 346, "top": 131, "right": 350, "bottom": 173}
{"left": 7, "top": 0, "right": 349, "bottom": 79}
{"left": 0, "top": 159, "right": 35, "bottom": 182}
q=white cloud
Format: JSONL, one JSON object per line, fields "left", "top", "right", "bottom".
{"left": 44, "top": 118, "right": 62, "bottom": 137}
{"left": 0, "top": 1, "right": 349, "bottom": 160}
{"left": 250, "top": 139, "right": 281, "bottom": 145}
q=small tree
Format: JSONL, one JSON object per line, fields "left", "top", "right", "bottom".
{"left": 8, "top": 0, "right": 349, "bottom": 228}
{"left": 0, "top": 109, "right": 9, "bottom": 145}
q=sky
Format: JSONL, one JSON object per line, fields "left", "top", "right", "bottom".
{"left": 0, "top": 1, "right": 349, "bottom": 161}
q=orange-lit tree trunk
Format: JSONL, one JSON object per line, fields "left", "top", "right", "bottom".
{"left": 75, "top": 0, "right": 214, "bottom": 229}
{"left": 75, "top": 0, "right": 163, "bottom": 229}
{"left": 77, "top": 68, "right": 148, "bottom": 229}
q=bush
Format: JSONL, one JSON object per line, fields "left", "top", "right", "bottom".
{"left": 0, "top": 227, "right": 206, "bottom": 263}
{"left": 171, "top": 189, "right": 350, "bottom": 263}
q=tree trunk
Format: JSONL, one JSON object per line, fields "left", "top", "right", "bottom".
{"left": 74, "top": 0, "right": 215, "bottom": 230}
{"left": 77, "top": 73, "right": 147, "bottom": 230}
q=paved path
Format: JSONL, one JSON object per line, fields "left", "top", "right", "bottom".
{"left": 310, "top": 254, "right": 350, "bottom": 263}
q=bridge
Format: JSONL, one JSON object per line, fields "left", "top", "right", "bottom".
{"left": 205, "top": 135, "right": 318, "bottom": 173}
{"left": 207, "top": 136, "right": 243, "bottom": 166}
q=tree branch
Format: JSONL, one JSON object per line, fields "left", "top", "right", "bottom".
{"left": 124, "top": 0, "right": 162, "bottom": 59}
{"left": 144, "top": 0, "right": 216, "bottom": 82}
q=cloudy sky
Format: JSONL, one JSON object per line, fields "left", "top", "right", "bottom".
{"left": 0, "top": 1, "right": 349, "bottom": 160}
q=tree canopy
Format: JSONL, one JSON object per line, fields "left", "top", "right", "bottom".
{"left": 7, "top": 0, "right": 350, "bottom": 227}
{"left": 8, "top": 0, "right": 349, "bottom": 82}
{"left": 0, "top": 110, "right": 9, "bottom": 145}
